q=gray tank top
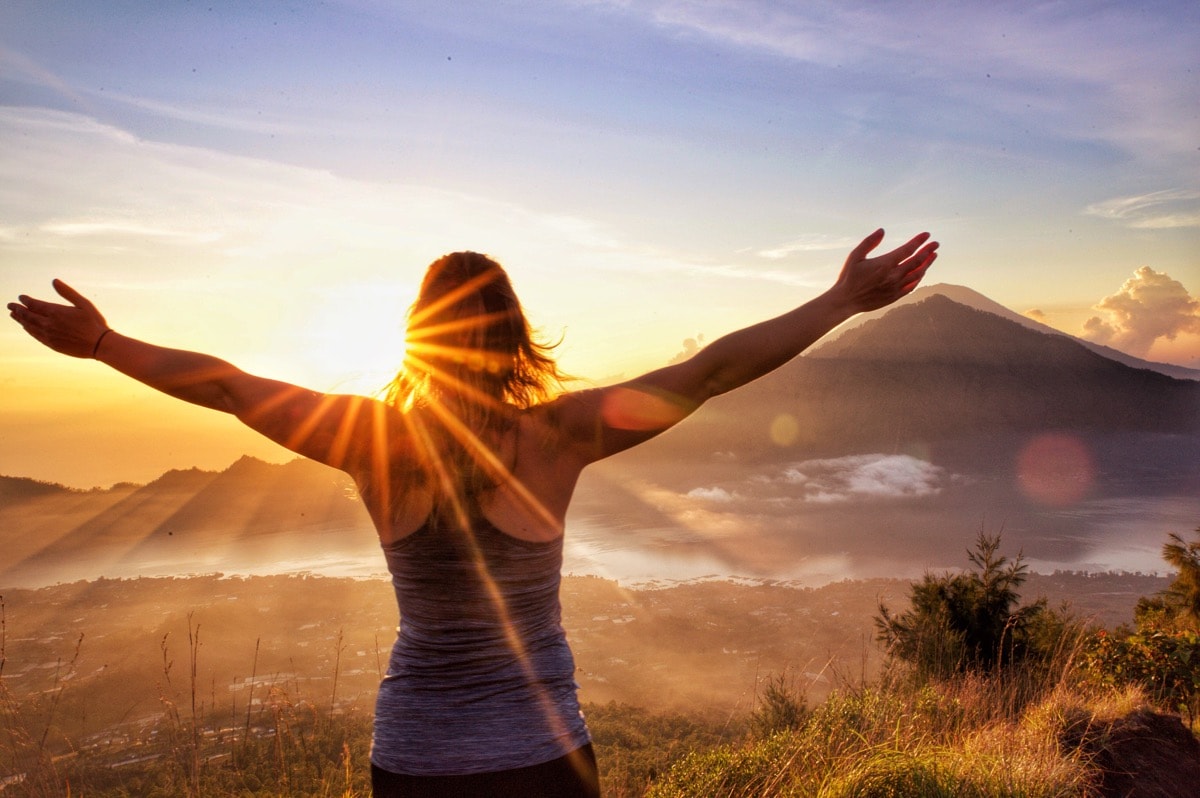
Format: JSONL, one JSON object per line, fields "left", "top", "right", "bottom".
{"left": 370, "top": 512, "right": 591, "bottom": 776}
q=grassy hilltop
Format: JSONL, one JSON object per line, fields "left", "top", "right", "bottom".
{"left": 0, "top": 568, "right": 1194, "bottom": 797}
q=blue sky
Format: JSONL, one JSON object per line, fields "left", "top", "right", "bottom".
{"left": 2, "top": 0, "right": 1198, "bottom": 486}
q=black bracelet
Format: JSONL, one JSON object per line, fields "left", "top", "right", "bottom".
{"left": 92, "top": 328, "right": 113, "bottom": 358}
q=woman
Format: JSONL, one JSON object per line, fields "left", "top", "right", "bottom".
{"left": 8, "top": 228, "right": 937, "bottom": 796}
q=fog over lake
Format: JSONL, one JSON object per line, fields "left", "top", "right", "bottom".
{"left": 11, "top": 448, "right": 1189, "bottom": 591}
{"left": 561, "top": 450, "right": 1200, "bottom": 587}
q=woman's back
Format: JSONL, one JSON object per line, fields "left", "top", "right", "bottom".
{"left": 373, "top": 510, "right": 589, "bottom": 776}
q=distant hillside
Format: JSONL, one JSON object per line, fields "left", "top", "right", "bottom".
{"left": 0, "top": 457, "right": 373, "bottom": 587}
{"left": 0, "top": 474, "right": 78, "bottom": 503}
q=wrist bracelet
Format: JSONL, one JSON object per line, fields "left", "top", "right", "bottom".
{"left": 92, "top": 328, "right": 113, "bottom": 358}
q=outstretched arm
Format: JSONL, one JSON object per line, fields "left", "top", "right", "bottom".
{"left": 7, "top": 280, "right": 396, "bottom": 471}
{"left": 552, "top": 228, "right": 938, "bottom": 461}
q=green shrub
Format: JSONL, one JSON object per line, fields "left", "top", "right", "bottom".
{"left": 876, "top": 531, "right": 1070, "bottom": 683}
{"left": 1079, "top": 626, "right": 1200, "bottom": 724}
{"left": 750, "top": 671, "right": 808, "bottom": 739}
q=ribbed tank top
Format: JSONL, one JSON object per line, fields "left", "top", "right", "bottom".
{"left": 370, "top": 513, "right": 591, "bottom": 776}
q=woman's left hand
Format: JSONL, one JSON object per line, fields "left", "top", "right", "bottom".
{"left": 832, "top": 229, "right": 939, "bottom": 314}
{"left": 8, "top": 279, "right": 111, "bottom": 359}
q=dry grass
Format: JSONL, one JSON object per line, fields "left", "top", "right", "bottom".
{"left": 645, "top": 662, "right": 1143, "bottom": 798}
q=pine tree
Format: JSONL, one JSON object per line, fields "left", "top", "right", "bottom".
{"left": 1135, "top": 526, "right": 1200, "bottom": 631}
{"left": 876, "top": 531, "right": 1048, "bottom": 680}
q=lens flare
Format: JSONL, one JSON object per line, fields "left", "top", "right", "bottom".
{"left": 1016, "top": 433, "right": 1095, "bottom": 507}
{"left": 770, "top": 413, "right": 799, "bottom": 447}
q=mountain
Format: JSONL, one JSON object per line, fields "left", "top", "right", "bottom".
{"left": 0, "top": 475, "right": 78, "bottom": 503}
{"left": 629, "top": 293, "right": 1200, "bottom": 464}
{"left": 0, "top": 457, "right": 374, "bottom": 587}
{"left": 821, "top": 284, "right": 1200, "bottom": 382}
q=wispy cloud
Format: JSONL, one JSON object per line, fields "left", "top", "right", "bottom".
{"left": 0, "top": 106, "right": 611, "bottom": 266}
{"left": 1084, "top": 190, "right": 1200, "bottom": 230}
{"left": 84, "top": 88, "right": 308, "bottom": 137}
{"left": 686, "top": 486, "right": 735, "bottom": 503}
{"left": 755, "top": 233, "right": 858, "bottom": 260}
{"left": 0, "top": 46, "right": 90, "bottom": 108}
{"left": 647, "top": 1, "right": 843, "bottom": 64}
{"left": 40, "top": 221, "right": 225, "bottom": 245}
{"left": 631, "top": 1, "right": 1199, "bottom": 161}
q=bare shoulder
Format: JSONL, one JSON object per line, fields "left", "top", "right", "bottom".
{"left": 523, "top": 381, "right": 696, "bottom": 465}
{"left": 521, "top": 390, "right": 604, "bottom": 461}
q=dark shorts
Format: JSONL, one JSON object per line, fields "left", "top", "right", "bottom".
{"left": 370, "top": 743, "right": 601, "bottom": 798}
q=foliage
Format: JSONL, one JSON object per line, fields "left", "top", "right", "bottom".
{"left": 1076, "top": 525, "right": 1200, "bottom": 727}
{"left": 1134, "top": 526, "right": 1200, "bottom": 631}
{"left": 750, "top": 671, "right": 808, "bottom": 739}
{"left": 3, "top": 557, "right": 1190, "bottom": 796}
{"left": 1079, "top": 627, "right": 1200, "bottom": 725}
{"left": 875, "top": 531, "right": 1061, "bottom": 682}
{"left": 584, "top": 702, "right": 735, "bottom": 797}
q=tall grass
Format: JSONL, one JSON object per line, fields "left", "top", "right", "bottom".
{"left": 0, "top": 613, "right": 373, "bottom": 798}
{"left": 647, "top": 679, "right": 1108, "bottom": 797}
{"left": 645, "top": 628, "right": 1144, "bottom": 798}
{"left": 1, "top": 594, "right": 80, "bottom": 796}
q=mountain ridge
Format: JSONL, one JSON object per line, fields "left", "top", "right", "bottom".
{"left": 819, "top": 283, "right": 1200, "bottom": 382}
{"left": 627, "top": 292, "right": 1200, "bottom": 466}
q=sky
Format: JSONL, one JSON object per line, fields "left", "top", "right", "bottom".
{"left": 2, "top": 0, "right": 1198, "bottom": 488}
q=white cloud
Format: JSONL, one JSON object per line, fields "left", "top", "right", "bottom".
{"left": 668, "top": 334, "right": 705, "bottom": 364}
{"left": 781, "top": 454, "right": 948, "bottom": 504}
{"left": 0, "top": 106, "right": 636, "bottom": 275}
{"left": 87, "top": 89, "right": 308, "bottom": 137}
{"left": 686, "top": 486, "right": 735, "bottom": 502}
{"left": 648, "top": 1, "right": 841, "bottom": 64}
{"left": 1084, "top": 190, "right": 1200, "bottom": 230}
{"left": 681, "top": 453, "right": 952, "bottom": 514}
{"left": 1082, "top": 267, "right": 1200, "bottom": 356}
{"left": 756, "top": 233, "right": 858, "bottom": 260}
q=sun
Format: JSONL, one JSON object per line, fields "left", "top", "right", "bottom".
{"left": 298, "top": 282, "right": 415, "bottom": 396}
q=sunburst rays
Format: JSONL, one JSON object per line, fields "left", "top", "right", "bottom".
{"left": 384, "top": 302, "right": 584, "bottom": 760}
{"left": 407, "top": 264, "right": 505, "bottom": 333}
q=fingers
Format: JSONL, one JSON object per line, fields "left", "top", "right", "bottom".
{"left": 900, "top": 240, "right": 938, "bottom": 272}
{"left": 848, "top": 230, "right": 937, "bottom": 271}
{"left": 53, "top": 279, "right": 96, "bottom": 312}
{"left": 899, "top": 249, "right": 939, "bottom": 293}
{"left": 8, "top": 282, "right": 108, "bottom": 358}
{"left": 11, "top": 280, "right": 105, "bottom": 323}
{"left": 846, "top": 228, "right": 886, "bottom": 263}
{"left": 884, "top": 232, "right": 932, "bottom": 264}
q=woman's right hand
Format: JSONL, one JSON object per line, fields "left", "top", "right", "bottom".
{"left": 8, "top": 279, "right": 111, "bottom": 359}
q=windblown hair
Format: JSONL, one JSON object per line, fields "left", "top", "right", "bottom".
{"left": 386, "top": 251, "right": 566, "bottom": 413}
{"left": 384, "top": 252, "right": 568, "bottom": 515}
